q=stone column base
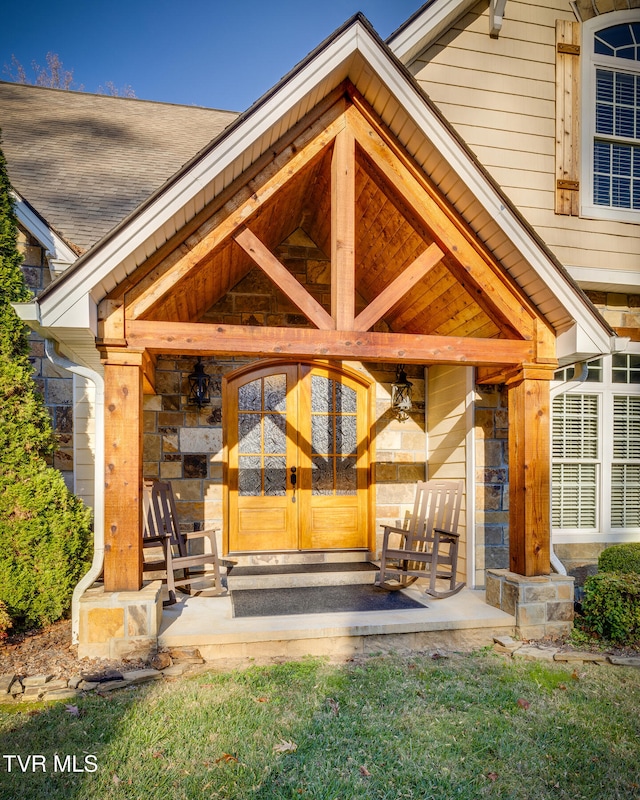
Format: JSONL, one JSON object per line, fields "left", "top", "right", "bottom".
{"left": 78, "top": 581, "right": 163, "bottom": 660}
{"left": 486, "top": 569, "right": 574, "bottom": 640}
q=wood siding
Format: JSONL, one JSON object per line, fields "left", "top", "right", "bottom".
{"left": 410, "top": 0, "right": 640, "bottom": 278}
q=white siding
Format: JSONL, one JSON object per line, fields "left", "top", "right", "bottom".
{"left": 73, "top": 375, "right": 96, "bottom": 511}
{"left": 427, "top": 365, "right": 469, "bottom": 582}
{"left": 410, "top": 0, "right": 640, "bottom": 280}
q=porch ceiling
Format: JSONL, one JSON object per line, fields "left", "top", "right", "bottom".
{"left": 111, "top": 91, "right": 530, "bottom": 357}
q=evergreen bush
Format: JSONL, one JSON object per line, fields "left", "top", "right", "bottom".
{"left": 598, "top": 543, "right": 640, "bottom": 575}
{"left": 581, "top": 573, "right": 640, "bottom": 644}
{"left": 0, "top": 137, "right": 92, "bottom": 629}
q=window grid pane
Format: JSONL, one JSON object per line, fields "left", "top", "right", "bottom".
{"left": 552, "top": 463, "right": 598, "bottom": 528}
{"left": 594, "top": 66, "right": 640, "bottom": 210}
{"left": 611, "top": 464, "right": 640, "bottom": 527}
{"left": 552, "top": 394, "right": 599, "bottom": 459}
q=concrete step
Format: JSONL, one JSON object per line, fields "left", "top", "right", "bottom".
{"left": 226, "top": 551, "right": 374, "bottom": 569}
{"left": 227, "top": 561, "right": 380, "bottom": 590}
{"left": 157, "top": 588, "right": 517, "bottom": 667}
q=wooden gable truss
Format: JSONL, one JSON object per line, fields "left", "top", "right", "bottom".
{"left": 98, "top": 85, "right": 557, "bottom": 592}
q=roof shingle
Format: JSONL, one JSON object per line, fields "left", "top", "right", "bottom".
{"left": 0, "top": 81, "right": 237, "bottom": 252}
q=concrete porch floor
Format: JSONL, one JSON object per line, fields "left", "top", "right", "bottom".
{"left": 157, "top": 585, "right": 516, "bottom": 667}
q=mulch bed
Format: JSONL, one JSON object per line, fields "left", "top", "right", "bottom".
{"left": 0, "top": 620, "right": 146, "bottom": 680}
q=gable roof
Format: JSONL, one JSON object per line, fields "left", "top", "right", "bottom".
{"left": 0, "top": 82, "right": 237, "bottom": 253}
{"left": 387, "top": 0, "right": 480, "bottom": 64}
{"left": 23, "top": 13, "right": 613, "bottom": 369}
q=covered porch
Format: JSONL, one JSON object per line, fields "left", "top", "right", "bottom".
{"left": 24, "top": 17, "right": 612, "bottom": 660}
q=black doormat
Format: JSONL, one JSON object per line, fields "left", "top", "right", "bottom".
{"left": 231, "top": 583, "right": 426, "bottom": 618}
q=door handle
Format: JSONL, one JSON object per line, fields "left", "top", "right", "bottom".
{"left": 290, "top": 466, "right": 297, "bottom": 487}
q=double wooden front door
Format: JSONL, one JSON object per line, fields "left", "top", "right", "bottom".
{"left": 227, "top": 363, "right": 369, "bottom": 553}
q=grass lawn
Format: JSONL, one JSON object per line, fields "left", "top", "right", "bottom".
{"left": 0, "top": 650, "right": 639, "bottom": 800}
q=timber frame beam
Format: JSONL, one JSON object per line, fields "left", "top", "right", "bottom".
{"left": 126, "top": 319, "right": 535, "bottom": 366}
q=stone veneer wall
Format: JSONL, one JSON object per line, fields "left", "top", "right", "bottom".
{"left": 585, "top": 290, "right": 640, "bottom": 331}
{"left": 142, "top": 357, "right": 426, "bottom": 557}
{"left": 16, "top": 224, "right": 74, "bottom": 489}
{"left": 474, "top": 384, "right": 510, "bottom": 582}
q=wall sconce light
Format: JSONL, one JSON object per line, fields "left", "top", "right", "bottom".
{"left": 391, "top": 364, "right": 413, "bottom": 422}
{"left": 187, "top": 357, "right": 211, "bottom": 408}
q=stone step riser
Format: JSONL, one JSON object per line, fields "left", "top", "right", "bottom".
{"left": 227, "top": 570, "right": 378, "bottom": 591}
{"left": 226, "top": 551, "right": 374, "bottom": 569}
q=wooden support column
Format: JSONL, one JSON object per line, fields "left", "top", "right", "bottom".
{"left": 506, "top": 367, "right": 554, "bottom": 577}
{"left": 331, "top": 125, "right": 356, "bottom": 329}
{"left": 102, "top": 349, "right": 145, "bottom": 591}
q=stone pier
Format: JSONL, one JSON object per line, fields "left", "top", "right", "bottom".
{"left": 486, "top": 569, "right": 575, "bottom": 639}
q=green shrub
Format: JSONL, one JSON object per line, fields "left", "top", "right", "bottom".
{"left": 0, "top": 600, "right": 11, "bottom": 640}
{"left": 581, "top": 572, "right": 640, "bottom": 644}
{"left": 0, "top": 138, "right": 92, "bottom": 630}
{"left": 598, "top": 543, "right": 640, "bottom": 575}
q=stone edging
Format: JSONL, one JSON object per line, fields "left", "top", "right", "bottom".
{"left": 494, "top": 636, "right": 640, "bottom": 666}
{"left": 0, "top": 648, "right": 205, "bottom": 704}
{"left": 3, "top": 641, "right": 639, "bottom": 704}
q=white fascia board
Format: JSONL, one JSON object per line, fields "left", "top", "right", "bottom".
{"left": 556, "top": 322, "right": 613, "bottom": 365}
{"left": 39, "top": 292, "right": 97, "bottom": 334}
{"left": 567, "top": 265, "right": 640, "bottom": 294}
{"left": 37, "top": 26, "right": 362, "bottom": 331}
{"left": 388, "top": 0, "right": 478, "bottom": 64}
{"left": 12, "top": 192, "right": 77, "bottom": 269}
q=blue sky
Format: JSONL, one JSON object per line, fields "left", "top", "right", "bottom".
{"left": 1, "top": 0, "right": 420, "bottom": 111}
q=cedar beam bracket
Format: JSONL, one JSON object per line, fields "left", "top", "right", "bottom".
{"left": 101, "top": 349, "right": 145, "bottom": 592}
{"left": 234, "top": 227, "right": 335, "bottom": 330}
{"left": 331, "top": 125, "right": 356, "bottom": 330}
{"left": 505, "top": 365, "right": 555, "bottom": 577}
{"left": 353, "top": 242, "right": 445, "bottom": 332}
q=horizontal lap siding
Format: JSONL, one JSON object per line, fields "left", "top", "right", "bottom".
{"left": 410, "top": 0, "right": 640, "bottom": 276}
{"left": 74, "top": 375, "right": 96, "bottom": 510}
{"left": 427, "top": 366, "right": 469, "bottom": 582}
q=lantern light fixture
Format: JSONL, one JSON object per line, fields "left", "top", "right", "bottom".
{"left": 187, "top": 357, "right": 211, "bottom": 408}
{"left": 390, "top": 364, "right": 413, "bottom": 422}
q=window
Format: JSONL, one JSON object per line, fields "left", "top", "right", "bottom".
{"left": 552, "top": 393, "right": 599, "bottom": 529}
{"left": 552, "top": 353, "right": 640, "bottom": 541}
{"left": 583, "top": 13, "right": 640, "bottom": 222}
{"left": 554, "top": 358, "right": 603, "bottom": 383}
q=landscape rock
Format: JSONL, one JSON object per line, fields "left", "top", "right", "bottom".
{"left": 42, "top": 688, "right": 80, "bottom": 701}
{"left": 22, "top": 674, "right": 54, "bottom": 687}
{"left": 43, "top": 678, "right": 70, "bottom": 691}
{"left": 95, "top": 679, "right": 130, "bottom": 693}
{"left": 150, "top": 652, "right": 172, "bottom": 670}
{"left": 0, "top": 673, "right": 16, "bottom": 694}
{"left": 22, "top": 686, "right": 45, "bottom": 700}
{"left": 122, "top": 669, "right": 163, "bottom": 684}
{"left": 81, "top": 669, "right": 123, "bottom": 683}
{"left": 608, "top": 656, "right": 640, "bottom": 667}
{"left": 554, "top": 651, "right": 609, "bottom": 664}
{"left": 493, "top": 635, "right": 523, "bottom": 654}
{"left": 168, "top": 647, "right": 204, "bottom": 663}
{"left": 513, "top": 645, "right": 558, "bottom": 662}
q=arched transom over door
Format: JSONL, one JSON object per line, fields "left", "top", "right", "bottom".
{"left": 226, "top": 362, "right": 371, "bottom": 553}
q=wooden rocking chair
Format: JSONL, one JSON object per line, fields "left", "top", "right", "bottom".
{"left": 376, "top": 479, "right": 465, "bottom": 598}
{"left": 143, "top": 480, "right": 225, "bottom": 605}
